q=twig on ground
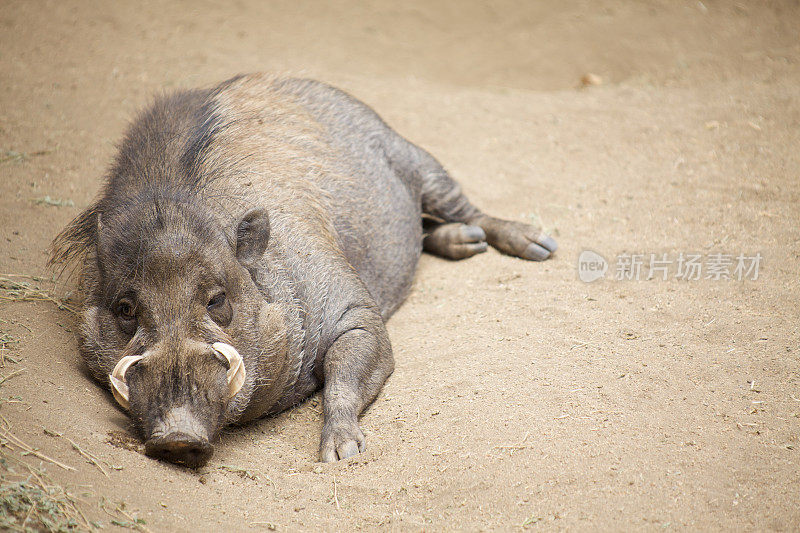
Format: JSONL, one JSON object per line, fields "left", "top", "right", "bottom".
{"left": 0, "top": 368, "right": 26, "bottom": 386}
{"left": 0, "top": 426, "right": 75, "bottom": 471}
{"left": 249, "top": 522, "right": 278, "bottom": 530}
{"left": 0, "top": 276, "right": 78, "bottom": 315}
{"left": 0, "top": 326, "right": 21, "bottom": 367}
{"left": 570, "top": 339, "right": 600, "bottom": 350}
{"left": 332, "top": 475, "right": 341, "bottom": 510}
{"left": 115, "top": 503, "right": 153, "bottom": 533}
{"left": 32, "top": 196, "right": 75, "bottom": 208}
{"left": 492, "top": 432, "right": 532, "bottom": 456}
{"left": 100, "top": 499, "right": 151, "bottom": 532}
{"left": 63, "top": 434, "right": 109, "bottom": 477}
{"left": 0, "top": 149, "right": 50, "bottom": 164}
{"left": 216, "top": 464, "right": 260, "bottom": 481}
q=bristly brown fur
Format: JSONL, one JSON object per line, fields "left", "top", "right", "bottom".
{"left": 48, "top": 80, "right": 242, "bottom": 274}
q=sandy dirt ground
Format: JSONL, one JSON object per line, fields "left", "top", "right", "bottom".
{"left": 1, "top": 0, "right": 799, "bottom": 530}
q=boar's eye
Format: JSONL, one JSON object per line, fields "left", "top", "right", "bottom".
{"left": 114, "top": 298, "right": 137, "bottom": 335}
{"left": 207, "top": 292, "right": 226, "bottom": 310}
{"left": 207, "top": 291, "right": 231, "bottom": 327}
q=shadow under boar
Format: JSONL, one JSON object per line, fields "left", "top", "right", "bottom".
{"left": 50, "top": 74, "right": 557, "bottom": 467}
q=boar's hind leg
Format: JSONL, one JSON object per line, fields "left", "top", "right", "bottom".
{"left": 411, "top": 147, "right": 558, "bottom": 261}
{"left": 319, "top": 306, "right": 394, "bottom": 462}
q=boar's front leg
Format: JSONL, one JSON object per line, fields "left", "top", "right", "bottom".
{"left": 319, "top": 306, "right": 394, "bottom": 462}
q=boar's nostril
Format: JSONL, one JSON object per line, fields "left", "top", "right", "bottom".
{"left": 145, "top": 432, "right": 213, "bottom": 468}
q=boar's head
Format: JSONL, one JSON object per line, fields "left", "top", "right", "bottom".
{"left": 53, "top": 195, "right": 278, "bottom": 468}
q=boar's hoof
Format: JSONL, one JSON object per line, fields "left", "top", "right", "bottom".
{"left": 145, "top": 433, "right": 213, "bottom": 468}
{"left": 422, "top": 223, "right": 488, "bottom": 260}
{"left": 319, "top": 422, "right": 366, "bottom": 463}
{"left": 474, "top": 216, "right": 558, "bottom": 261}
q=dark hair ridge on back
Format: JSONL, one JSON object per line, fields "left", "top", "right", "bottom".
{"left": 49, "top": 75, "right": 250, "bottom": 275}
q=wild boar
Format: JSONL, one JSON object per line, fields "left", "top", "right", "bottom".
{"left": 50, "top": 74, "right": 557, "bottom": 467}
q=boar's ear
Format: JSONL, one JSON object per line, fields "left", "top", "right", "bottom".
{"left": 48, "top": 203, "right": 100, "bottom": 269}
{"left": 235, "top": 208, "right": 270, "bottom": 267}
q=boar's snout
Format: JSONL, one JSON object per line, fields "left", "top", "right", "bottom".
{"left": 122, "top": 342, "right": 248, "bottom": 468}
{"left": 145, "top": 432, "right": 213, "bottom": 468}
{"left": 143, "top": 405, "right": 216, "bottom": 468}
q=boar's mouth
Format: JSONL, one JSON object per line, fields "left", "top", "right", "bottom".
{"left": 108, "top": 342, "right": 246, "bottom": 468}
{"left": 145, "top": 435, "right": 213, "bottom": 468}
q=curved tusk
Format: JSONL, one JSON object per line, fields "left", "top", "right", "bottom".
{"left": 212, "top": 342, "right": 246, "bottom": 399}
{"left": 109, "top": 354, "right": 144, "bottom": 410}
